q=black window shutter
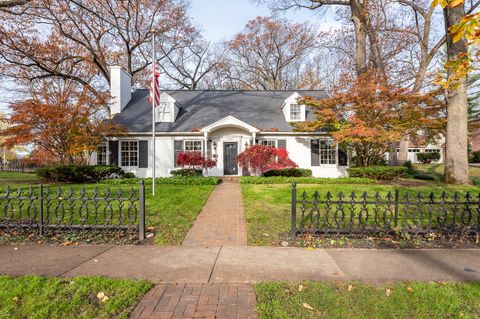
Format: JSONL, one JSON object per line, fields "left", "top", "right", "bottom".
{"left": 338, "top": 144, "right": 348, "bottom": 166}
{"left": 109, "top": 141, "right": 118, "bottom": 166}
{"left": 311, "top": 139, "right": 320, "bottom": 166}
{"left": 174, "top": 140, "right": 183, "bottom": 167}
{"left": 277, "top": 139, "right": 287, "bottom": 149}
{"left": 138, "top": 141, "right": 148, "bottom": 168}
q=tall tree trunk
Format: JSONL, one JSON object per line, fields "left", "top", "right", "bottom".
{"left": 443, "top": 3, "right": 469, "bottom": 184}
{"left": 350, "top": 0, "right": 368, "bottom": 75}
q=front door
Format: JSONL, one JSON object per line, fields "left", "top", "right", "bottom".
{"left": 223, "top": 142, "right": 238, "bottom": 175}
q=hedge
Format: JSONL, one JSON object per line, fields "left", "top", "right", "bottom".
{"left": 103, "top": 176, "right": 221, "bottom": 186}
{"left": 470, "top": 151, "right": 480, "bottom": 164}
{"left": 170, "top": 168, "right": 203, "bottom": 177}
{"left": 416, "top": 152, "right": 441, "bottom": 164}
{"left": 36, "top": 165, "right": 132, "bottom": 183}
{"left": 240, "top": 176, "right": 376, "bottom": 184}
{"left": 262, "top": 168, "right": 312, "bottom": 177}
{"left": 347, "top": 166, "right": 407, "bottom": 180}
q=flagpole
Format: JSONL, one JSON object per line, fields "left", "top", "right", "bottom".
{"left": 152, "top": 32, "right": 156, "bottom": 196}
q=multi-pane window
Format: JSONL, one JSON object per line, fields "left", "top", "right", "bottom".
{"left": 120, "top": 141, "right": 138, "bottom": 167}
{"left": 311, "top": 139, "right": 337, "bottom": 166}
{"left": 156, "top": 102, "right": 171, "bottom": 122}
{"left": 426, "top": 149, "right": 440, "bottom": 153}
{"left": 408, "top": 149, "right": 421, "bottom": 153}
{"left": 260, "top": 140, "right": 276, "bottom": 148}
{"left": 184, "top": 140, "right": 202, "bottom": 152}
{"left": 319, "top": 140, "right": 336, "bottom": 164}
{"left": 290, "top": 104, "right": 301, "bottom": 121}
{"left": 97, "top": 144, "right": 107, "bottom": 165}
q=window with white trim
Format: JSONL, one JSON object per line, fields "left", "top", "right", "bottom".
{"left": 97, "top": 144, "right": 107, "bottom": 165}
{"left": 156, "top": 102, "right": 172, "bottom": 122}
{"left": 184, "top": 140, "right": 202, "bottom": 152}
{"left": 320, "top": 140, "right": 336, "bottom": 164}
{"left": 425, "top": 149, "right": 440, "bottom": 153}
{"left": 290, "top": 104, "right": 301, "bottom": 121}
{"left": 260, "top": 140, "right": 276, "bottom": 148}
{"left": 120, "top": 141, "right": 138, "bottom": 167}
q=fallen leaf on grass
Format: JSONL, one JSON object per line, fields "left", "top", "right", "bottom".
{"left": 347, "top": 284, "right": 354, "bottom": 292}
{"left": 303, "top": 303, "right": 315, "bottom": 310}
{"left": 385, "top": 288, "right": 392, "bottom": 296}
{"left": 101, "top": 296, "right": 109, "bottom": 303}
{"left": 298, "top": 284, "right": 305, "bottom": 292}
{"left": 306, "top": 247, "right": 314, "bottom": 251}
{"left": 406, "top": 287, "right": 414, "bottom": 293}
{"left": 96, "top": 292, "right": 105, "bottom": 299}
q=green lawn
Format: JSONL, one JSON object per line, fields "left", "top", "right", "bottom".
{"left": 0, "top": 171, "right": 39, "bottom": 180}
{"left": 242, "top": 182, "right": 480, "bottom": 245}
{"left": 256, "top": 281, "right": 480, "bottom": 319}
{"left": 0, "top": 275, "right": 151, "bottom": 319}
{"left": 0, "top": 182, "right": 214, "bottom": 245}
{"left": 413, "top": 163, "right": 480, "bottom": 179}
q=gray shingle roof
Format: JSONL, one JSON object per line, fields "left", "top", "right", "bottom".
{"left": 113, "top": 89, "right": 327, "bottom": 133}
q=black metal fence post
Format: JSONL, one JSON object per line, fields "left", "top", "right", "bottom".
{"left": 394, "top": 189, "right": 399, "bottom": 228}
{"left": 38, "top": 184, "right": 44, "bottom": 236}
{"left": 139, "top": 179, "right": 146, "bottom": 240}
{"left": 291, "top": 182, "right": 297, "bottom": 239}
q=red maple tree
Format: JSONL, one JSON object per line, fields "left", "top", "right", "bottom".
{"left": 236, "top": 145, "right": 297, "bottom": 175}
{"left": 176, "top": 151, "right": 216, "bottom": 170}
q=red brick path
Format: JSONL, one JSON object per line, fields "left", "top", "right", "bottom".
{"left": 130, "top": 283, "right": 258, "bottom": 319}
{"left": 182, "top": 181, "right": 247, "bottom": 246}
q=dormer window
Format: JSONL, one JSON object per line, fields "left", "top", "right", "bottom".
{"left": 290, "top": 104, "right": 301, "bottom": 121}
{"left": 282, "top": 92, "right": 306, "bottom": 122}
{"left": 156, "top": 102, "right": 172, "bottom": 122}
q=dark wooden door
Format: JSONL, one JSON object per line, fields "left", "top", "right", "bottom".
{"left": 223, "top": 142, "right": 238, "bottom": 175}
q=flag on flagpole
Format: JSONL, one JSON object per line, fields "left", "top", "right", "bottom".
{"left": 149, "top": 67, "right": 161, "bottom": 107}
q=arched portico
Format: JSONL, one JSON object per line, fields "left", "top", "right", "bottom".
{"left": 201, "top": 116, "right": 259, "bottom": 176}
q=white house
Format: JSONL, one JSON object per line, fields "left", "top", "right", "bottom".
{"left": 91, "top": 66, "right": 349, "bottom": 178}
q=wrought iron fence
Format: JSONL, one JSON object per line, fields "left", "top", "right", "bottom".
{"left": 0, "top": 181, "right": 146, "bottom": 240}
{"left": 291, "top": 182, "right": 480, "bottom": 238}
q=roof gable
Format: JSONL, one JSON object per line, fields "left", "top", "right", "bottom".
{"left": 113, "top": 90, "right": 327, "bottom": 133}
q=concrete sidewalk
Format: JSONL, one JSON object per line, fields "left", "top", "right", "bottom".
{"left": 1, "top": 244, "right": 479, "bottom": 284}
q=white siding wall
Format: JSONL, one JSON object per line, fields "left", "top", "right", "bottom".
{"left": 94, "top": 132, "right": 348, "bottom": 178}
{"left": 285, "top": 136, "right": 346, "bottom": 178}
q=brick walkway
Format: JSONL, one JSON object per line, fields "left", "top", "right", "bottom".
{"left": 182, "top": 181, "right": 247, "bottom": 246}
{"left": 130, "top": 283, "right": 258, "bottom": 319}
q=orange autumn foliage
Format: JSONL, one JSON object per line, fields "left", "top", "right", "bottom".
{"left": 1, "top": 80, "right": 124, "bottom": 164}
{"left": 295, "top": 73, "right": 445, "bottom": 166}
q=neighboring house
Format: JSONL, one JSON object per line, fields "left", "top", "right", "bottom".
{"left": 469, "top": 118, "right": 480, "bottom": 152}
{"left": 400, "top": 139, "right": 444, "bottom": 164}
{"left": 91, "top": 66, "right": 349, "bottom": 178}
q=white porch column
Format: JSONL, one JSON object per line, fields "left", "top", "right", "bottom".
{"left": 203, "top": 132, "right": 209, "bottom": 156}
{"left": 252, "top": 132, "right": 256, "bottom": 145}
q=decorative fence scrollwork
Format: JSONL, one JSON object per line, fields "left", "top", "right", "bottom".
{"left": 290, "top": 182, "right": 480, "bottom": 238}
{"left": 0, "top": 180, "right": 146, "bottom": 240}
